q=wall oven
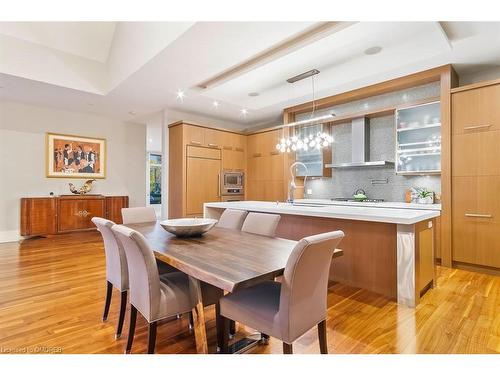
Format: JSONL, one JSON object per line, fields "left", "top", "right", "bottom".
{"left": 221, "top": 170, "right": 244, "bottom": 196}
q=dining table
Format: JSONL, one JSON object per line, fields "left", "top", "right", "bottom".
{"left": 125, "top": 221, "right": 298, "bottom": 354}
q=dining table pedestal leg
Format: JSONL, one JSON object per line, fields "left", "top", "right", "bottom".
{"left": 189, "top": 276, "right": 209, "bottom": 354}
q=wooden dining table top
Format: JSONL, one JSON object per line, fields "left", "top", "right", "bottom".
{"left": 126, "top": 222, "right": 298, "bottom": 292}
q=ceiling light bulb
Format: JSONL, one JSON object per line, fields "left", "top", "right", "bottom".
{"left": 240, "top": 108, "right": 248, "bottom": 116}
{"left": 176, "top": 90, "right": 186, "bottom": 101}
{"left": 213, "top": 101, "right": 219, "bottom": 108}
{"left": 286, "top": 147, "right": 291, "bottom": 153}
{"left": 286, "top": 139, "right": 291, "bottom": 146}
{"left": 322, "top": 140, "right": 329, "bottom": 147}
{"left": 275, "top": 144, "right": 281, "bottom": 150}
{"left": 309, "top": 140, "right": 316, "bottom": 147}
{"left": 291, "top": 144, "right": 297, "bottom": 151}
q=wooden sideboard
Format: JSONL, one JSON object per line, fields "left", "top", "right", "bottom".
{"left": 20, "top": 195, "right": 129, "bottom": 236}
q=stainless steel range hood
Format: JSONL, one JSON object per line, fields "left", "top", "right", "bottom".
{"left": 325, "top": 117, "right": 394, "bottom": 169}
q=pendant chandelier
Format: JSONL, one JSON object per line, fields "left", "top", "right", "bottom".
{"left": 275, "top": 69, "right": 334, "bottom": 153}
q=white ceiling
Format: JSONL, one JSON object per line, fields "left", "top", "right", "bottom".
{"left": 0, "top": 22, "right": 116, "bottom": 63}
{"left": 0, "top": 21, "right": 499, "bottom": 129}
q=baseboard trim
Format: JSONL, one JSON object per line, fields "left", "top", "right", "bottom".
{"left": 453, "top": 261, "right": 500, "bottom": 276}
{"left": 0, "top": 230, "right": 21, "bottom": 243}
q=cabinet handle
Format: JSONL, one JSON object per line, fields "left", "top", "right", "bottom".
{"left": 235, "top": 147, "right": 244, "bottom": 152}
{"left": 208, "top": 143, "right": 219, "bottom": 148}
{"left": 463, "top": 124, "right": 491, "bottom": 131}
{"left": 270, "top": 151, "right": 279, "bottom": 155}
{"left": 217, "top": 173, "right": 221, "bottom": 197}
{"left": 253, "top": 153, "right": 262, "bottom": 157}
{"left": 465, "top": 213, "right": 492, "bottom": 218}
{"left": 223, "top": 146, "right": 233, "bottom": 150}
{"left": 190, "top": 140, "right": 202, "bottom": 145}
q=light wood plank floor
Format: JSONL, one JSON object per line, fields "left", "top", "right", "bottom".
{"left": 0, "top": 231, "right": 499, "bottom": 354}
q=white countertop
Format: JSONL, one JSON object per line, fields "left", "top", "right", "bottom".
{"left": 204, "top": 200, "right": 440, "bottom": 225}
{"left": 293, "top": 199, "right": 441, "bottom": 211}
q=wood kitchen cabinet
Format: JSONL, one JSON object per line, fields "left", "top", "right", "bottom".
{"left": 168, "top": 121, "right": 241, "bottom": 218}
{"left": 246, "top": 129, "right": 286, "bottom": 201}
{"left": 20, "top": 195, "right": 128, "bottom": 236}
{"left": 451, "top": 81, "right": 500, "bottom": 269}
{"left": 186, "top": 156, "right": 221, "bottom": 215}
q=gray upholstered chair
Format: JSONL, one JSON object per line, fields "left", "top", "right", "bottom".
{"left": 92, "top": 217, "right": 129, "bottom": 339}
{"left": 111, "top": 224, "right": 196, "bottom": 354}
{"left": 217, "top": 230, "right": 345, "bottom": 354}
{"left": 121, "top": 206, "right": 157, "bottom": 224}
{"left": 216, "top": 209, "right": 248, "bottom": 230}
{"left": 241, "top": 212, "right": 281, "bottom": 237}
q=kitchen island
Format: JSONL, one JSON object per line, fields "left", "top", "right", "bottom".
{"left": 204, "top": 200, "right": 441, "bottom": 307}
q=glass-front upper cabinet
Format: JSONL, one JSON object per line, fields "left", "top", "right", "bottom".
{"left": 395, "top": 101, "right": 441, "bottom": 175}
{"left": 295, "top": 123, "right": 331, "bottom": 177}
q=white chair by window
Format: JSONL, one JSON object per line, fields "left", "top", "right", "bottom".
{"left": 91, "top": 217, "right": 129, "bottom": 339}
{"left": 121, "top": 207, "right": 157, "bottom": 225}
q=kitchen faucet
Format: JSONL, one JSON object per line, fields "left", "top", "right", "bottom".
{"left": 287, "top": 161, "right": 308, "bottom": 203}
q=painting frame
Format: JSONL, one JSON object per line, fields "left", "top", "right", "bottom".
{"left": 46, "top": 132, "right": 107, "bottom": 179}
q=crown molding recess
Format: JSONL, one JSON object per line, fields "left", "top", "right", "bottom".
{"left": 195, "top": 21, "right": 356, "bottom": 90}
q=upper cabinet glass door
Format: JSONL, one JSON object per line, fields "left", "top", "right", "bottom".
{"left": 395, "top": 101, "right": 441, "bottom": 175}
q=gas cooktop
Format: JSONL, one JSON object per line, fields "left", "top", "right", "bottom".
{"left": 331, "top": 198, "right": 385, "bottom": 203}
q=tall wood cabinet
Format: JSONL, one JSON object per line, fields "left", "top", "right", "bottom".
{"left": 246, "top": 129, "right": 286, "bottom": 201}
{"left": 451, "top": 81, "right": 500, "bottom": 269}
{"left": 168, "top": 122, "right": 246, "bottom": 218}
{"left": 20, "top": 195, "right": 129, "bottom": 236}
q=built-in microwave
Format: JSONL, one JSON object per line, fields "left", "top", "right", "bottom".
{"left": 221, "top": 170, "right": 244, "bottom": 196}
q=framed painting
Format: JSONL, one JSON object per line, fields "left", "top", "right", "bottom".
{"left": 46, "top": 133, "right": 106, "bottom": 178}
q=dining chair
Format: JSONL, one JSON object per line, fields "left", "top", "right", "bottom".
{"left": 121, "top": 206, "right": 157, "bottom": 224}
{"left": 241, "top": 212, "right": 281, "bottom": 237}
{"left": 216, "top": 209, "right": 248, "bottom": 230}
{"left": 91, "top": 217, "right": 129, "bottom": 339}
{"left": 111, "top": 224, "right": 197, "bottom": 354}
{"left": 217, "top": 230, "right": 345, "bottom": 354}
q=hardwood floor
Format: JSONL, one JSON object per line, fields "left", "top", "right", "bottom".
{"left": 0, "top": 231, "right": 499, "bottom": 354}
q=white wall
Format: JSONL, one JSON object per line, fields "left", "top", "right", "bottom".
{"left": 0, "top": 100, "right": 147, "bottom": 242}
{"left": 459, "top": 66, "right": 500, "bottom": 85}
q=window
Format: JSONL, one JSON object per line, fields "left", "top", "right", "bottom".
{"left": 149, "top": 153, "right": 161, "bottom": 205}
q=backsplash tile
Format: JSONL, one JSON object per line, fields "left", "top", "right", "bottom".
{"left": 300, "top": 82, "right": 441, "bottom": 202}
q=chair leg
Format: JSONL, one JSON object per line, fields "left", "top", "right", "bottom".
{"left": 115, "top": 290, "right": 127, "bottom": 339}
{"left": 283, "top": 342, "right": 293, "bottom": 354}
{"left": 261, "top": 333, "right": 270, "bottom": 344}
{"left": 125, "top": 305, "right": 137, "bottom": 354}
{"left": 102, "top": 281, "right": 113, "bottom": 322}
{"left": 217, "top": 314, "right": 230, "bottom": 354}
{"left": 188, "top": 311, "right": 194, "bottom": 330}
{"left": 229, "top": 320, "right": 236, "bottom": 336}
{"left": 147, "top": 321, "right": 158, "bottom": 354}
{"left": 318, "top": 319, "right": 327, "bottom": 354}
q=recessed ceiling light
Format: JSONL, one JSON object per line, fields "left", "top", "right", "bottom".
{"left": 176, "top": 89, "right": 186, "bottom": 101}
{"left": 248, "top": 92, "right": 259, "bottom": 97}
{"left": 364, "top": 46, "right": 382, "bottom": 55}
{"left": 213, "top": 100, "right": 219, "bottom": 108}
{"left": 128, "top": 111, "right": 136, "bottom": 116}
{"left": 149, "top": 138, "right": 153, "bottom": 143}
{"left": 240, "top": 109, "right": 248, "bottom": 116}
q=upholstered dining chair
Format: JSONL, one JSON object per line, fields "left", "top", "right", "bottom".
{"left": 91, "top": 217, "right": 129, "bottom": 339}
{"left": 241, "top": 212, "right": 281, "bottom": 237}
{"left": 111, "top": 224, "right": 196, "bottom": 354}
{"left": 121, "top": 206, "right": 157, "bottom": 224}
{"left": 216, "top": 209, "right": 248, "bottom": 230}
{"left": 217, "top": 230, "right": 345, "bottom": 354}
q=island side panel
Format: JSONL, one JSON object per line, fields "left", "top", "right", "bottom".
{"left": 275, "top": 214, "right": 398, "bottom": 300}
